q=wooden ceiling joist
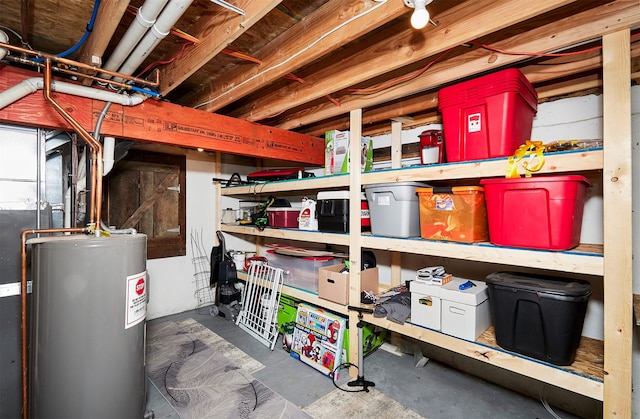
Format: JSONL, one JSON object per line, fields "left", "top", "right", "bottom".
{"left": 228, "top": 0, "right": 579, "bottom": 122}
{"left": 279, "top": 0, "right": 640, "bottom": 133}
{"left": 158, "top": 0, "right": 282, "bottom": 96}
{"left": 77, "top": 0, "right": 131, "bottom": 86}
{"left": 184, "top": 0, "right": 409, "bottom": 112}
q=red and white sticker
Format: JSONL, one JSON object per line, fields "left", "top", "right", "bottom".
{"left": 125, "top": 271, "right": 147, "bottom": 329}
{"left": 468, "top": 113, "right": 481, "bottom": 133}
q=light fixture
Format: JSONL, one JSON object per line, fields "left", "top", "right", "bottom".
{"left": 404, "top": 0, "right": 434, "bottom": 30}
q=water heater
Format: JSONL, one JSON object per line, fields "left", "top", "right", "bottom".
{"left": 28, "top": 234, "right": 147, "bottom": 418}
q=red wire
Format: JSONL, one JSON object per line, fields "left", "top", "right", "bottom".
{"left": 135, "top": 42, "right": 192, "bottom": 78}
{"left": 344, "top": 33, "right": 639, "bottom": 97}
{"left": 347, "top": 47, "right": 456, "bottom": 94}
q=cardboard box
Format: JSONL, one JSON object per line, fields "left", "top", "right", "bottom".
{"left": 324, "top": 129, "right": 373, "bottom": 175}
{"left": 318, "top": 264, "right": 379, "bottom": 305}
{"left": 410, "top": 280, "right": 444, "bottom": 330}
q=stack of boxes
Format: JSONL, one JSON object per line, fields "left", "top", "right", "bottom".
{"left": 410, "top": 273, "right": 491, "bottom": 341}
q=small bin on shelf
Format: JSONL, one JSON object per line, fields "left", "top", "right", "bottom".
{"left": 267, "top": 207, "right": 300, "bottom": 228}
{"left": 416, "top": 186, "right": 488, "bottom": 243}
{"left": 364, "top": 181, "right": 426, "bottom": 238}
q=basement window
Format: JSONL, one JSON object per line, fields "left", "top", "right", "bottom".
{"left": 102, "top": 150, "right": 186, "bottom": 259}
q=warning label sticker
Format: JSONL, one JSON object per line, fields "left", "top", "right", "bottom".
{"left": 125, "top": 271, "right": 147, "bottom": 329}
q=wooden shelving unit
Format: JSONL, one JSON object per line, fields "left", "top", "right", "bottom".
{"left": 220, "top": 147, "right": 606, "bottom": 401}
{"left": 218, "top": 29, "right": 633, "bottom": 416}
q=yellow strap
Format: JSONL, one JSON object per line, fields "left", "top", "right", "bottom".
{"left": 506, "top": 140, "right": 546, "bottom": 178}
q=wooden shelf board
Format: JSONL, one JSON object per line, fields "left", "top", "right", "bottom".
{"left": 361, "top": 149, "right": 603, "bottom": 184}
{"left": 220, "top": 173, "right": 349, "bottom": 195}
{"left": 219, "top": 149, "right": 603, "bottom": 197}
{"left": 363, "top": 316, "right": 604, "bottom": 401}
{"left": 220, "top": 224, "right": 351, "bottom": 246}
{"left": 362, "top": 236, "right": 602, "bottom": 276}
{"left": 222, "top": 224, "right": 603, "bottom": 276}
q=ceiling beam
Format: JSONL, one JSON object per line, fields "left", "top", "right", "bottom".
{"left": 278, "top": 0, "right": 639, "bottom": 132}
{"left": 0, "top": 66, "right": 324, "bottom": 165}
{"left": 229, "top": 0, "right": 579, "bottom": 121}
{"left": 77, "top": 0, "right": 131, "bottom": 86}
{"left": 185, "top": 0, "right": 409, "bottom": 112}
{"left": 158, "top": 0, "right": 282, "bottom": 96}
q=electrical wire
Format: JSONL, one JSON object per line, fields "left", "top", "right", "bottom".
{"left": 33, "top": 0, "right": 101, "bottom": 61}
{"left": 346, "top": 47, "right": 456, "bottom": 95}
{"left": 540, "top": 395, "right": 563, "bottom": 419}
{"left": 193, "top": 0, "right": 390, "bottom": 109}
{"left": 135, "top": 42, "right": 193, "bottom": 78}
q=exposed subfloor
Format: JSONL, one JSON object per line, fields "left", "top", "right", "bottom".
{"left": 145, "top": 309, "right": 602, "bottom": 419}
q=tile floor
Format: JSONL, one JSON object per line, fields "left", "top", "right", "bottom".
{"left": 145, "top": 309, "right": 602, "bottom": 419}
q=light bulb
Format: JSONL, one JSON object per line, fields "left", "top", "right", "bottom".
{"left": 411, "top": 5, "right": 430, "bottom": 29}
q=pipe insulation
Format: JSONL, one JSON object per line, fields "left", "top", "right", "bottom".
{"left": 0, "top": 78, "right": 147, "bottom": 110}
{"left": 101, "top": 0, "right": 170, "bottom": 76}
{"left": 115, "top": 0, "right": 195, "bottom": 79}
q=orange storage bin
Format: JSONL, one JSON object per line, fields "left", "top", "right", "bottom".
{"left": 417, "top": 186, "right": 489, "bottom": 243}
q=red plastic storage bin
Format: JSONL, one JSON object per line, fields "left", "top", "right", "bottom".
{"left": 438, "top": 68, "right": 538, "bottom": 162}
{"left": 480, "top": 175, "right": 591, "bottom": 250}
{"left": 267, "top": 208, "right": 299, "bottom": 228}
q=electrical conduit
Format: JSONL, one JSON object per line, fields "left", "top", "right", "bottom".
{"left": 101, "top": 0, "right": 170, "bottom": 76}
{"left": 115, "top": 0, "right": 195, "bottom": 79}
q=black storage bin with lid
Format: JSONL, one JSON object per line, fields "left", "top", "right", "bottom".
{"left": 485, "top": 272, "right": 591, "bottom": 366}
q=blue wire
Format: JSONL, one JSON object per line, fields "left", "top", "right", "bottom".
{"left": 130, "top": 85, "right": 161, "bottom": 98}
{"left": 35, "top": 0, "right": 101, "bottom": 61}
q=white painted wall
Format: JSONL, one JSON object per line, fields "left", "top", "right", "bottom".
{"left": 146, "top": 151, "right": 217, "bottom": 320}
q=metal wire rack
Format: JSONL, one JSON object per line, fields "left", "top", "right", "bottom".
{"left": 190, "top": 230, "right": 216, "bottom": 315}
{"left": 235, "top": 263, "right": 284, "bottom": 350}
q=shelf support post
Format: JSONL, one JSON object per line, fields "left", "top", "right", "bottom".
{"left": 602, "top": 28, "right": 632, "bottom": 417}
{"left": 348, "top": 108, "right": 364, "bottom": 378}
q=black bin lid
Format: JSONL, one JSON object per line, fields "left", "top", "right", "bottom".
{"left": 485, "top": 272, "right": 592, "bottom": 298}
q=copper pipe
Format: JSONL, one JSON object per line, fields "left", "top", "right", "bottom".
{"left": 0, "top": 42, "right": 160, "bottom": 88}
{"left": 2, "top": 55, "right": 139, "bottom": 90}
{"left": 43, "top": 58, "right": 104, "bottom": 228}
{"left": 20, "top": 0, "right": 30, "bottom": 48}
{"left": 20, "top": 227, "right": 88, "bottom": 419}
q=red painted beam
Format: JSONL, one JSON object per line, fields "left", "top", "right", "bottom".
{"left": 0, "top": 65, "right": 324, "bottom": 165}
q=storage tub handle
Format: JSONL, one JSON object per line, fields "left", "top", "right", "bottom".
{"left": 448, "top": 306, "right": 466, "bottom": 315}
{"left": 432, "top": 187, "right": 453, "bottom": 194}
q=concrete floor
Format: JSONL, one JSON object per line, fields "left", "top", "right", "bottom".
{"left": 145, "top": 309, "right": 600, "bottom": 419}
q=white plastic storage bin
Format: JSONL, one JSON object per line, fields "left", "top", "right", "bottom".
{"left": 410, "top": 280, "right": 443, "bottom": 331}
{"left": 364, "top": 181, "right": 427, "bottom": 237}
{"left": 263, "top": 250, "right": 336, "bottom": 293}
{"left": 439, "top": 278, "right": 491, "bottom": 341}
